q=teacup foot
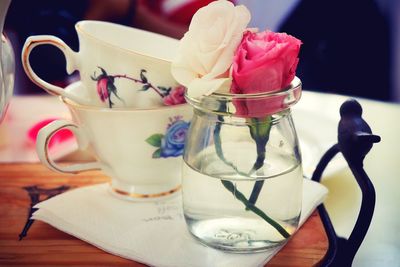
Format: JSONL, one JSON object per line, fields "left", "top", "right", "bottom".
{"left": 109, "top": 184, "right": 181, "bottom": 202}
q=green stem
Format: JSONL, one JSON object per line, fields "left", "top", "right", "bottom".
{"left": 221, "top": 180, "right": 290, "bottom": 238}
{"left": 247, "top": 146, "right": 266, "bottom": 206}
{"left": 213, "top": 115, "right": 290, "bottom": 238}
{"left": 213, "top": 118, "right": 248, "bottom": 177}
{"left": 113, "top": 74, "right": 165, "bottom": 98}
{"left": 247, "top": 117, "right": 272, "bottom": 206}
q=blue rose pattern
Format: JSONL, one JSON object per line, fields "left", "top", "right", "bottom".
{"left": 146, "top": 119, "right": 190, "bottom": 158}
{"left": 160, "top": 120, "right": 190, "bottom": 157}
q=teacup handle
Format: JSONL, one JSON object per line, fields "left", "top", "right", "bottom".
{"left": 21, "top": 35, "right": 89, "bottom": 105}
{"left": 36, "top": 119, "right": 101, "bottom": 174}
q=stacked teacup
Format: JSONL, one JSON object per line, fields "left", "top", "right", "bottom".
{"left": 22, "top": 21, "right": 192, "bottom": 200}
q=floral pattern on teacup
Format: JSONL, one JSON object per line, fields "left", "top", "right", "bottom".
{"left": 91, "top": 67, "right": 186, "bottom": 108}
{"left": 146, "top": 117, "right": 190, "bottom": 158}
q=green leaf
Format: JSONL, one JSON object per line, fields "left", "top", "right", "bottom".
{"left": 146, "top": 134, "right": 163, "bottom": 147}
{"left": 98, "top": 66, "right": 107, "bottom": 76}
{"left": 107, "top": 82, "right": 117, "bottom": 92}
{"left": 158, "top": 86, "right": 172, "bottom": 97}
{"left": 152, "top": 148, "right": 161, "bottom": 158}
{"left": 157, "top": 86, "right": 168, "bottom": 92}
{"left": 140, "top": 69, "right": 148, "bottom": 83}
{"left": 90, "top": 74, "right": 98, "bottom": 81}
{"left": 140, "top": 84, "right": 151, "bottom": 91}
{"left": 110, "top": 87, "right": 124, "bottom": 103}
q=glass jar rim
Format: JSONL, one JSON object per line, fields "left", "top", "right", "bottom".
{"left": 184, "top": 77, "right": 302, "bottom": 118}
{"left": 185, "top": 76, "right": 301, "bottom": 103}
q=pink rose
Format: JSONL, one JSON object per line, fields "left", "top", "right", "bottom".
{"left": 163, "top": 86, "right": 186, "bottom": 105}
{"left": 232, "top": 30, "right": 301, "bottom": 94}
{"left": 230, "top": 30, "right": 301, "bottom": 117}
{"left": 97, "top": 78, "right": 109, "bottom": 102}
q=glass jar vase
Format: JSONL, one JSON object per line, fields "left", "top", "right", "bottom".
{"left": 182, "top": 77, "right": 303, "bottom": 252}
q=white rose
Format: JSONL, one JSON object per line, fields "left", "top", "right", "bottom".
{"left": 171, "top": 0, "right": 250, "bottom": 98}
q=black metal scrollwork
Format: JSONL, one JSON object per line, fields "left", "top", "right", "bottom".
{"left": 19, "top": 185, "right": 70, "bottom": 240}
{"left": 312, "top": 99, "right": 380, "bottom": 266}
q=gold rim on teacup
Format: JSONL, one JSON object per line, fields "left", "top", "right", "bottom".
{"left": 110, "top": 184, "right": 182, "bottom": 199}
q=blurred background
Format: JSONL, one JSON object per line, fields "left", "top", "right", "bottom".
{"left": 3, "top": 0, "right": 400, "bottom": 103}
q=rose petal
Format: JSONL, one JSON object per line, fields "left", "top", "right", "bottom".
{"left": 208, "top": 4, "right": 250, "bottom": 78}
{"left": 189, "top": 0, "right": 235, "bottom": 32}
{"left": 187, "top": 77, "right": 232, "bottom": 98}
{"left": 171, "top": 52, "right": 199, "bottom": 86}
{"left": 234, "top": 62, "right": 283, "bottom": 93}
{"left": 198, "top": 19, "right": 225, "bottom": 53}
{"left": 232, "top": 30, "right": 301, "bottom": 93}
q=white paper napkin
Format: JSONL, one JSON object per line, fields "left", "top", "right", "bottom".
{"left": 32, "top": 179, "right": 328, "bottom": 267}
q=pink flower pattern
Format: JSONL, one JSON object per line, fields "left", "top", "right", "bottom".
{"left": 97, "top": 78, "right": 109, "bottom": 102}
{"left": 163, "top": 86, "right": 186, "bottom": 106}
{"left": 92, "top": 67, "right": 186, "bottom": 108}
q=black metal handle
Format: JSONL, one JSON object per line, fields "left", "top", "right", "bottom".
{"left": 311, "top": 99, "right": 380, "bottom": 267}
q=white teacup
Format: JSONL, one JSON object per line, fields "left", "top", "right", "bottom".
{"left": 22, "top": 20, "right": 180, "bottom": 108}
{"left": 36, "top": 82, "right": 192, "bottom": 200}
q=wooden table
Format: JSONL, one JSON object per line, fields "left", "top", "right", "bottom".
{"left": 0, "top": 163, "right": 328, "bottom": 266}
